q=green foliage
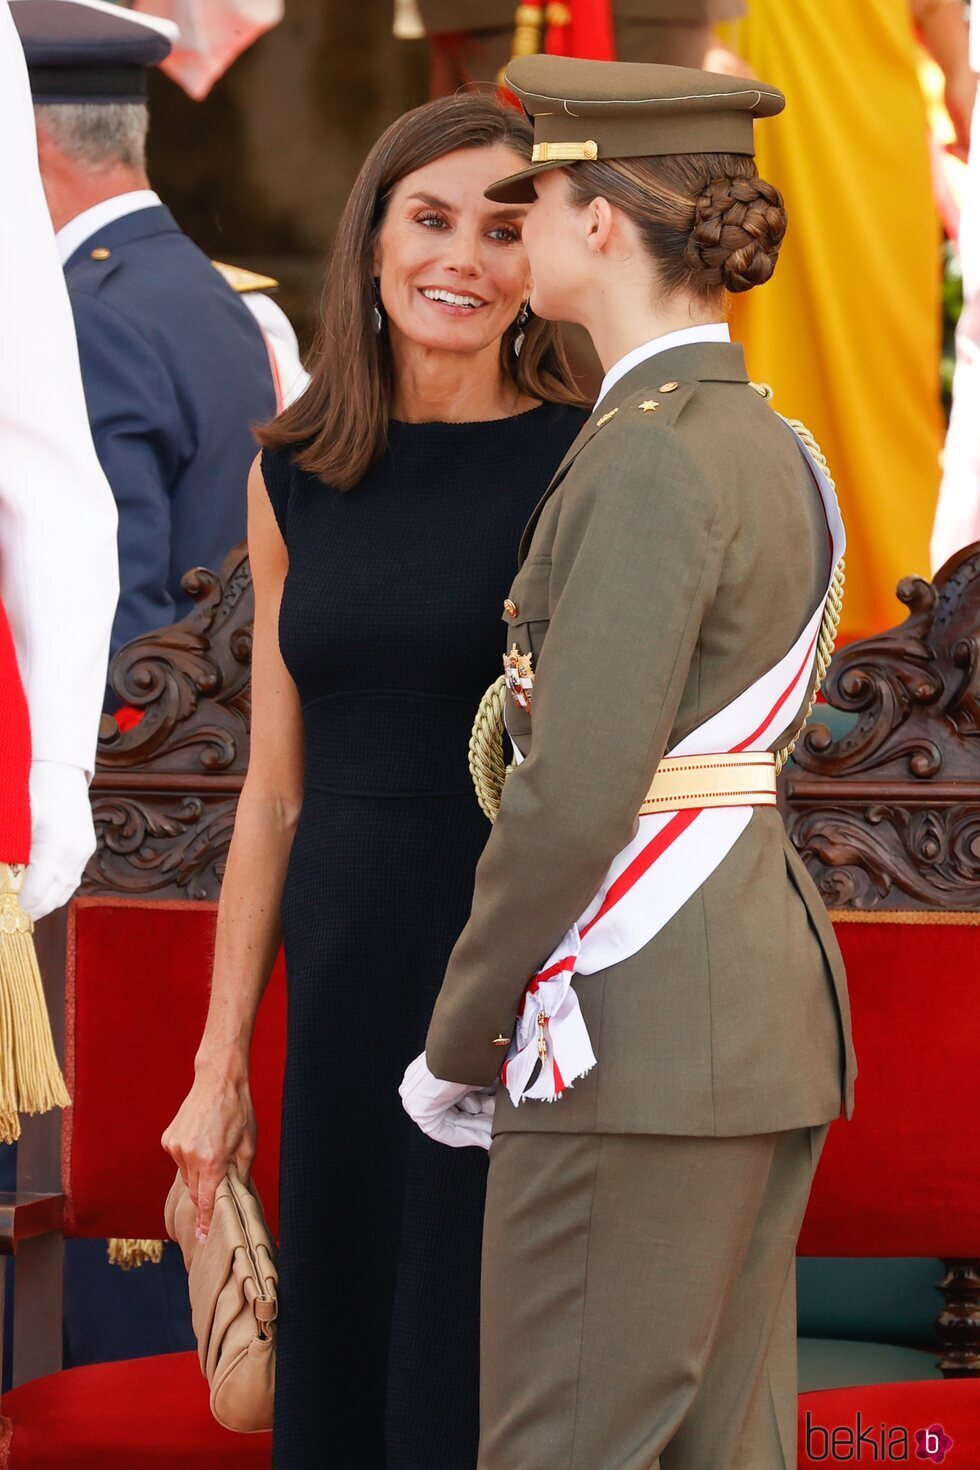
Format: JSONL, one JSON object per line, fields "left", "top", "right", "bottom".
{"left": 942, "top": 238, "right": 964, "bottom": 418}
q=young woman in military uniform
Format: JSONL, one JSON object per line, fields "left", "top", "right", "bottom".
{"left": 404, "top": 57, "right": 857, "bottom": 1470}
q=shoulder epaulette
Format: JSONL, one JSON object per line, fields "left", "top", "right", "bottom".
{"left": 211, "top": 260, "right": 279, "bottom": 294}
{"left": 617, "top": 379, "right": 699, "bottom": 429}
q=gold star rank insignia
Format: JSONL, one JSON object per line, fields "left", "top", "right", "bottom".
{"left": 639, "top": 400, "right": 660, "bottom": 412}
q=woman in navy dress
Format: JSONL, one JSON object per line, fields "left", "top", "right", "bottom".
{"left": 163, "top": 94, "right": 587, "bottom": 1469}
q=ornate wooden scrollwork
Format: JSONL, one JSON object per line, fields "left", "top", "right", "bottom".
{"left": 783, "top": 543, "right": 980, "bottom": 912}
{"left": 82, "top": 543, "right": 253, "bottom": 900}
{"left": 937, "top": 1260, "right": 980, "bottom": 1377}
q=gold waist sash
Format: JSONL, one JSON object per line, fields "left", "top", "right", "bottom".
{"left": 639, "top": 752, "right": 777, "bottom": 816}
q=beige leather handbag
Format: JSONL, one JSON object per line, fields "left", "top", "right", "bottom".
{"left": 165, "top": 1165, "right": 278, "bottom": 1433}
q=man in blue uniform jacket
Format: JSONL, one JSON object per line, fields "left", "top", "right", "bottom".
{"left": 13, "top": 0, "right": 281, "bottom": 661}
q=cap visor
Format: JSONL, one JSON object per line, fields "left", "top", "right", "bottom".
{"left": 484, "top": 160, "right": 568, "bottom": 204}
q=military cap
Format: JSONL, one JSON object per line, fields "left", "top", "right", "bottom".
{"left": 11, "top": 0, "right": 176, "bottom": 104}
{"left": 486, "top": 55, "right": 785, "bottom": 203}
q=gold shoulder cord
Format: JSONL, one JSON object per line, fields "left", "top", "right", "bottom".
{"left": 468, "top": 392, "right": 845, "bottom": 821}
{"left": 469, "top": 675, "right": 510, "bottom": 823}
{"left": 770, "top": 405, "right": 846, "bottom": 775}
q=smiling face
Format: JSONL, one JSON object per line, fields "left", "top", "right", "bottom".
{"left": 372, "top": 144, "right": 533, "bottom": 359}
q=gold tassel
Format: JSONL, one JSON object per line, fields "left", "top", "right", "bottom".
{"left": 498, "top": 2, "right": 545, "bottom": 83}
{"left": 0, "top": 863, "right": 71, "bottom": 1135}
{"left": 107, "top": 1237, "right": 164, "bottom": 1270}
{"left": 512, "top": 2, "right": 545, "bottom": 55}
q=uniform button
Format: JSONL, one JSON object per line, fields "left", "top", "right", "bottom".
{"left": 503, "top": 599, "right": 518, "bottom": 617}
{"left": 90, "top": 247, "right": 111, "bottom": 261}
{"left": 659, "top": 381, "right": 679, "bottom": 392}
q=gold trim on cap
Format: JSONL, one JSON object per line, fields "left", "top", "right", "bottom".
{"left": 531, "top": 139, "right": 599, "bottom": 164}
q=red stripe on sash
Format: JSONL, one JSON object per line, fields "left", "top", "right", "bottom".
{"left": 731, "top": 624, "right": 819, "bottom": 754}
{"left": 528, "top": 954, "right": 577, "bottom": 992}
{"left": 580, "top": 807, "right": 700, "bottom": 940}
{"left": 731, "top": 444, "right": 834, "bottom": 755}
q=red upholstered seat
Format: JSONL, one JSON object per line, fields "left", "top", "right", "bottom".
{"left": 799, "top": 1380, "right": 980, "bottom": 1467}
{"left": 64, "top": 898, "right": 287, "bottom": 1240}
{"left": 0, "top": 899, "right": 285, "bottom": 1467}
{"left": 0, "top": 1352, "right": 270, "bottom": 1469}
{"left": 794, "top": 915, "right": 980, "bottom": 1459}
{"left": 800, "top": 917, "right": 980, "bottom": 1259}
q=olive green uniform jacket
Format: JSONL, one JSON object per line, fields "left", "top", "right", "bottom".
{"left": 426, "top": 341, "right": 856, "bottom": 1137}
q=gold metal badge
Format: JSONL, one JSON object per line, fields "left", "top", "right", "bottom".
{"left": 503, "top": 643, "right": 534, "bottom": 714}
{"left": 659, "top": 381, "right": 679, "bottom": 392}
{"left": 596, "top": 407, "right": 618, "bottom": 428}
{"left": 90, "top": 247, "right": 111, "bottom": 261}
{"left": 531, "top": 139, "right": 598, "bottom": 164}
{"left": 639, "top": 400, "right": 660, "bottom": 412}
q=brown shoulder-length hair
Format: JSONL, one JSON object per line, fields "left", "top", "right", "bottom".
{"left": 257, "top": 93, "right": 586, "bottom": 489}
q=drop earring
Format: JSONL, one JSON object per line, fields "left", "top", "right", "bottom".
{"left": 513, "top": 301, "right": 530, "bottom": 358}
{"left": 372, "top": 279, "right": 383, "bottom": 334}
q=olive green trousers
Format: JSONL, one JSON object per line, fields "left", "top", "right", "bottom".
{"left": 478, "top": 1125, "right": 829, "bottom": 1470}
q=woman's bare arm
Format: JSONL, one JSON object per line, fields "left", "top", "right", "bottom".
{"left": 162, "top": 452, "right": 304, "bottom": 1234}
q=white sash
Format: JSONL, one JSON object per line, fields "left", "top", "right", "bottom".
{"left": 501, "top": 430, "right": 845, "bottom": 1106}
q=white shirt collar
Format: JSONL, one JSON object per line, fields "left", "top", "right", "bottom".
{"left": 596, "top": 322, "right": 732, "bottom": 407}
{"left": 55, "top": 189, "right": 163, "bottom": 267}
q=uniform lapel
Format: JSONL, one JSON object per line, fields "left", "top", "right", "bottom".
{"left": 517, "top": 395, "right": 626, "bottom": 562}
{"left": 518, "top": 340, "right": 749, "bottom": 563}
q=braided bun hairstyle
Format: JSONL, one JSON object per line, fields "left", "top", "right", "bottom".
{"left": 567, "top": 153, "right": 786, "bottom": 301}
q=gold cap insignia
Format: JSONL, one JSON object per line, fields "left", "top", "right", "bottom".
{"left": 531, "top": 139, "right": 598, "bottom": 164}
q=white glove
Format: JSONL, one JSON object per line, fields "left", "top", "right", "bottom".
{"left": 18, "top": 761, "right": 95, "bottom": 921}
{"left": 399, "top": 1052, "right": 494, "bottom": 1150}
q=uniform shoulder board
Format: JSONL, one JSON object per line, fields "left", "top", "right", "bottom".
{"left": 211, "top": 260, "right": 279, "bottom": 294}
{"left": 619, "top": 380, "right": 698, "bottom": 428}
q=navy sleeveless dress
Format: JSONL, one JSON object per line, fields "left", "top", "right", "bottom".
{"left": 260, "top": 402, "right": 587, "bottom": 1470}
